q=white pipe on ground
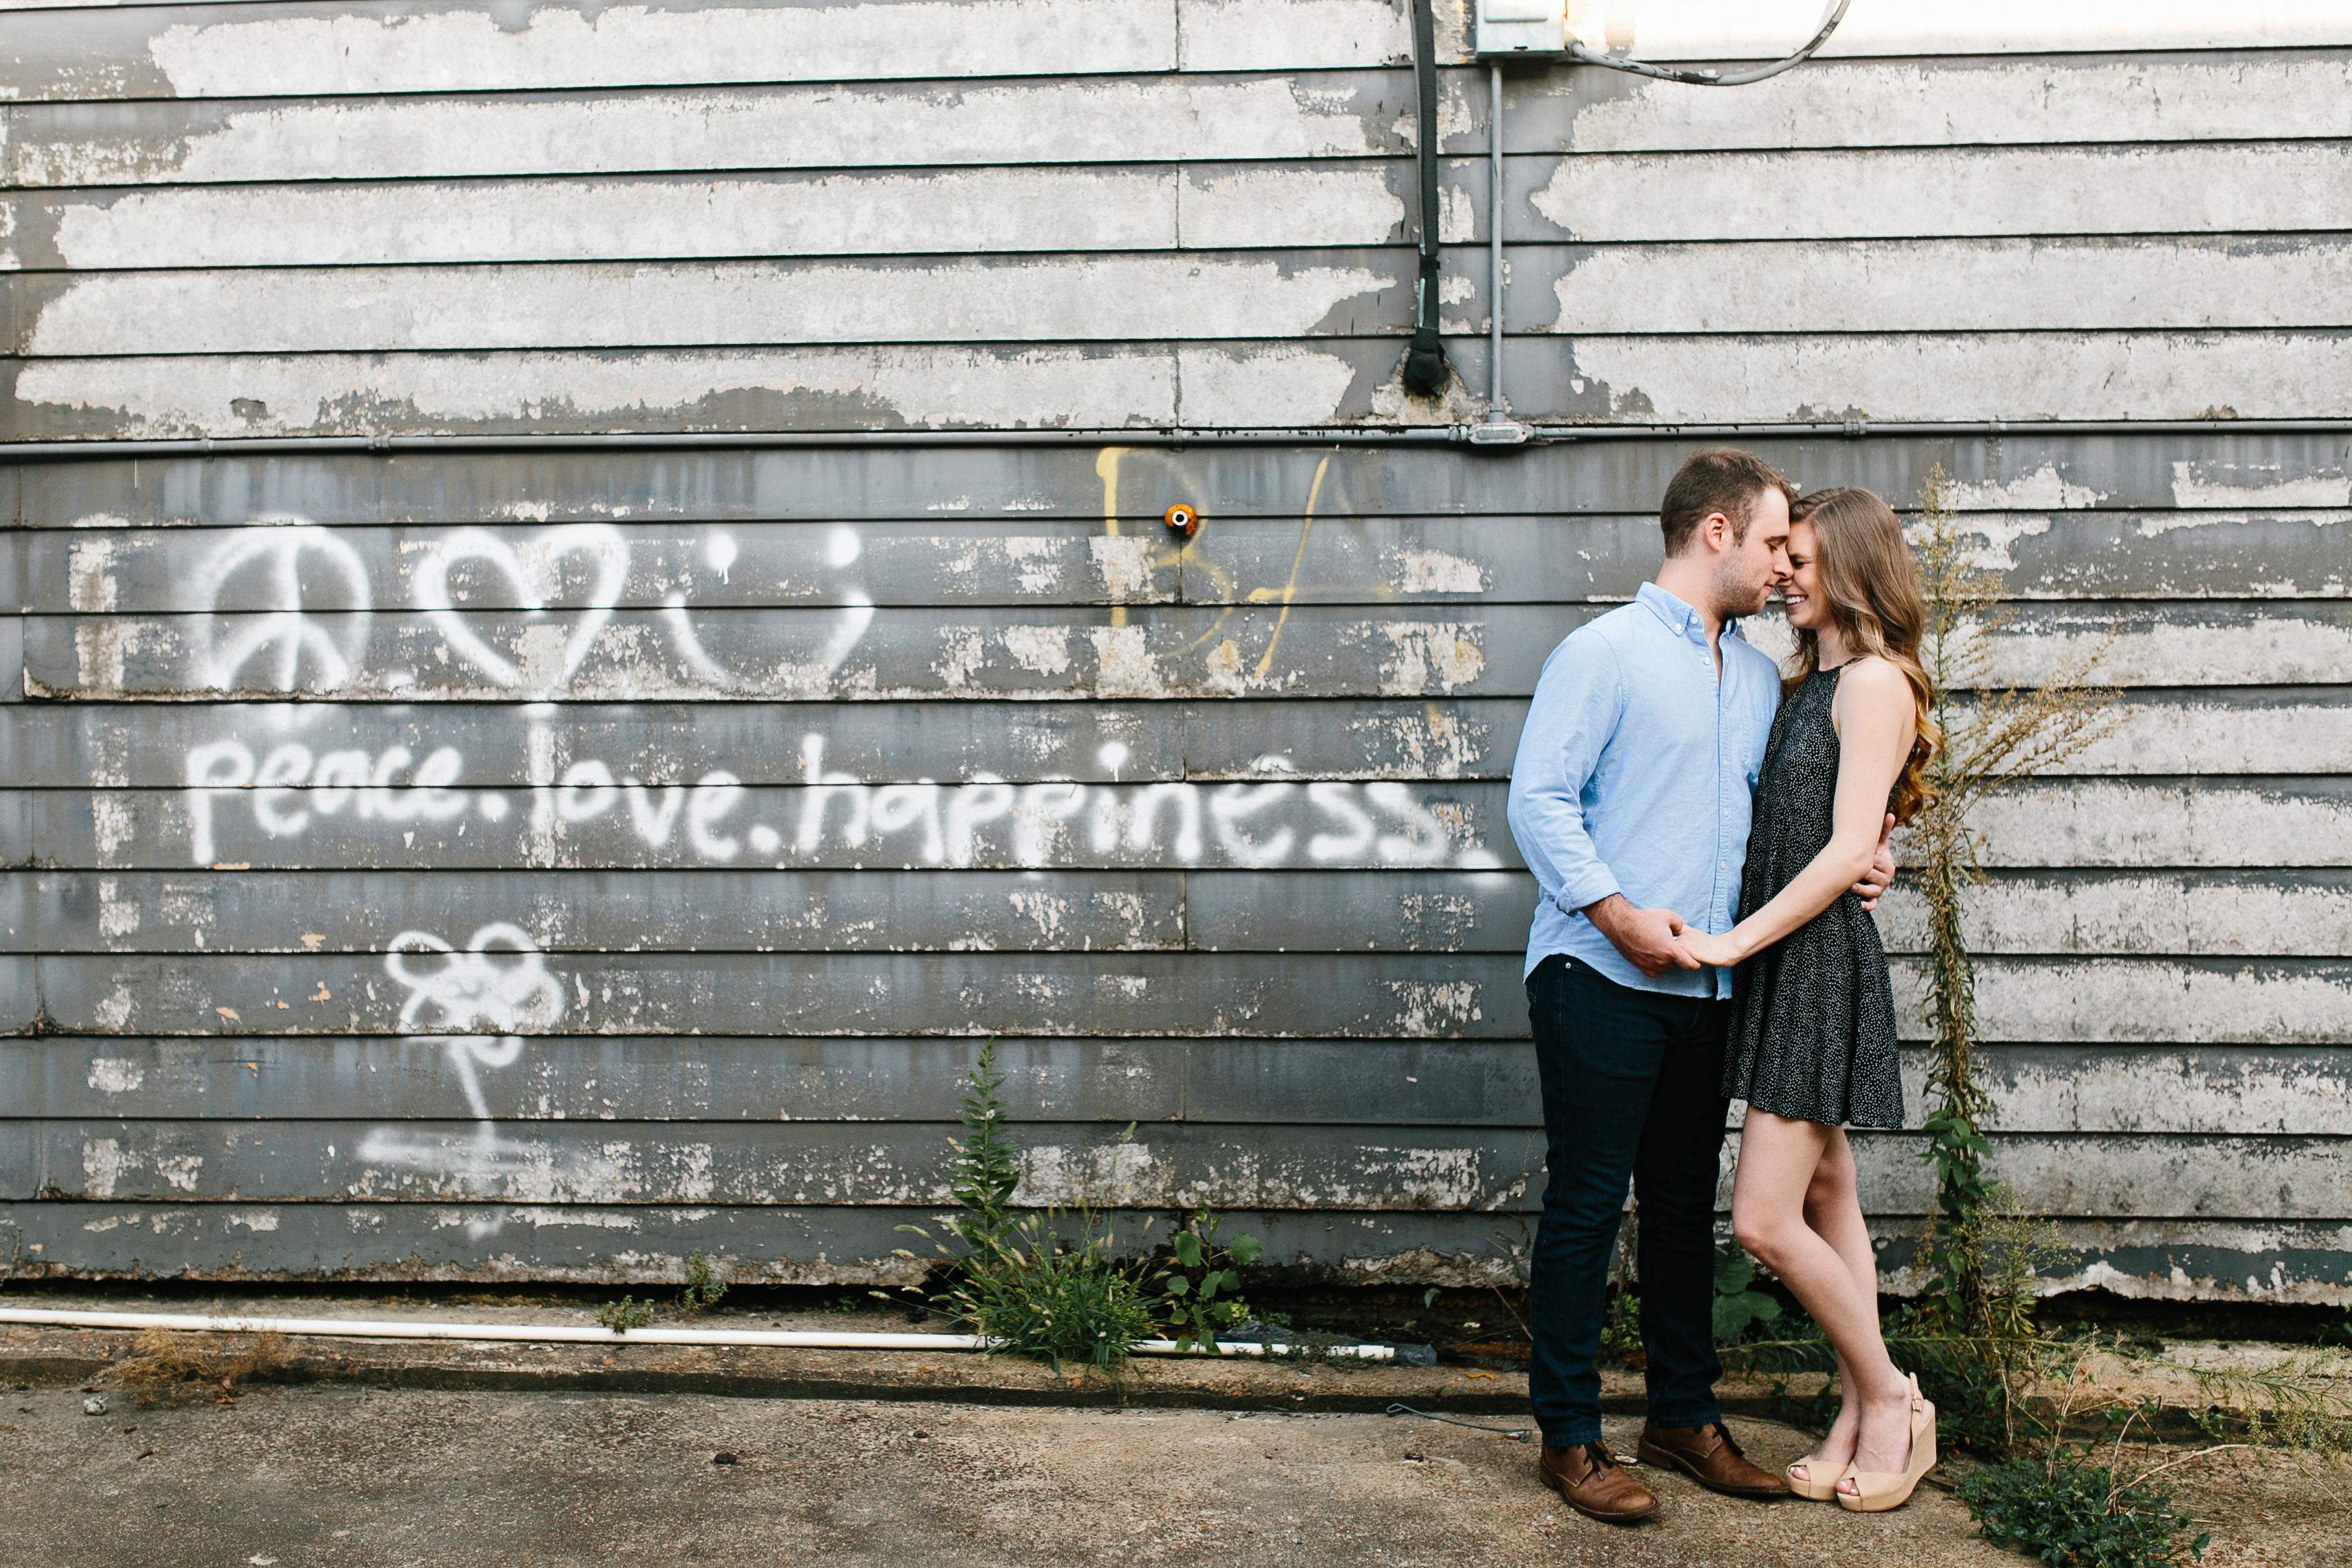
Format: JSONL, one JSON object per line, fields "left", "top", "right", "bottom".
{"left": 0, "top": 1306, "right": 1395, "bottom": 1360}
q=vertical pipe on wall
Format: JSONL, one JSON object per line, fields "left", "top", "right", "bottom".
{"left": 1489, "top": 62, "right": 1504, "bottom": 420}
{"left": 1400, "top": 0, "right": 1451, "bottom": 398}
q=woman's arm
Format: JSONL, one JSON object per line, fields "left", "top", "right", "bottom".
{"left": 1678, "top": 659, "right": 1915, "bottom": 968}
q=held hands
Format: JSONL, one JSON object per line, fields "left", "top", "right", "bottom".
{"left": 1852, "top": 813, "right": 1898, "bottom": 911}
{"left": 1673, "top": 814, "right": 1904, "bottom": 968}
{"left": 1673, "top": 928, "right": 1741, "bottom": 970}
{"left": 1584, "top": 894, "right": 1702, "bottom": 977}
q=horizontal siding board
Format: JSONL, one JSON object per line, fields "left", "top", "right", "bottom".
{"left": 25, "top": 950, "right": 1526, "bottom": 1039}
{"left": 15, "top": 778, "right": 2352, "bottom": 873}
{"left": 6, "top": 254, "right": 1419, "bottom": 356}
{"left": 1966, "top": 779, "right": 2352, "bottom": 868}
{"left": 6, "top": 780, "right": 1517, "bottom": 872}
{"left": 0, "top": 0, "right": 1190, "bottom": 102}
{"left": 16, "top": 948, "right": 2349, "bottom": 1046}
{"left": 1874, "top": 871, "right": 2352, "bottom": 959}
{"left": 0, "top": 700, "right": 1519, "bottom": 788}
{"left": 0, "top": 1199, "right": 2342, "bottom": 1299}
{"left": 0, "top": 1201, "right": 1540, "bottom": 1288}
{"left": 14, "top": 438, "right": 2348, "bottom": 528}
{"left": 14, "top": 868, "right": 2351, "bottom": 960}
{"left": 21, "top": 509, "right": 2349, "bottom": 616}
{"left": 7, "top": 868, "right": 1197, "bottom": 955}
{"left": 32, "top": 332, "right": 2352, "bottom": 435}
{"left": 1517, "top": 237, "right": 2352, "bottom": 335}
{"left": 4, "top": 1035, "right": 1541, "bottom": 1127}
{"left": 1957, "top": 1046, "right": 2352, "bottom": 1138}
{"left": 0, "top": 1200, "right": 2344, "bottom": 1300}
{"left": 5, "top": 868, "right": 1531, "bottom": 955}
{"left": 25, "top": 1118, "right": 1541, "bottom": 1210}
{"left": 1491, "top": 51, "right": 2352, "bottom": 155}
{"left": 1514, "top": 143, "right": 2352, "bottom": 243}
{"left": 1891, "top": 957, "right": 2352, "bottom": 1047}
{"left": 12, "top": 1121, "right": 2346, "bottom": 1221}
{"left": 16, "top": 1035, "right": 2351, "bottom": 1136}
{"left": 23, "top": 601, "right": 2347, "bottom": 700}
{"left": 0, "top": 74, "right": 1415, "bottom": 188}
{"left": 2, "top": 5, "right": 2343, "bottom": 106}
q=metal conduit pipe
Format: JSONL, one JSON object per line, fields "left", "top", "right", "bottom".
{"left": 0, "top": 1306, "right": 1401, "bottom": 1360}
{"left": 1489, "top": 62, "right": 1506, "bottom": 423}
{"left": 3, "top": 420, "right": 2349, "bottom": 464}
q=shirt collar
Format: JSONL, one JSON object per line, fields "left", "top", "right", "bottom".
{"left": 1636, "top": 581, "right": 1713, "bottom": 648}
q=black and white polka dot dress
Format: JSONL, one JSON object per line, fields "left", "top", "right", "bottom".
{"left": 1722, "top": 665, "right": 1906, "bottom": 1130}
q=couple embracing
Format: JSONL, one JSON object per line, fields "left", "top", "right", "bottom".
{"left": 1505, "top": 449, "right": 1941, "bottom": 1524}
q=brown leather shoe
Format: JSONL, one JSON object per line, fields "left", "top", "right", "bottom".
{"left": 1637, "top": 1421, "right": 1790, "bottom": 1499}
{"left": 1537, "top": 1441, "right": 1658, "bottom": 1524}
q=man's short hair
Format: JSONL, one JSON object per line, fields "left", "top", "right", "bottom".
{"left": 1658, "top": 448, "right": 1797, "bottom": 556}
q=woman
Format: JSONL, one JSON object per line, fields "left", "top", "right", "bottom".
{"left": 1673, "top": 487, "right": 1940, "bottom": 1513}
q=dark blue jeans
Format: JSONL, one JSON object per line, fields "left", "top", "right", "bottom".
{"left": 1525, "top": 953, "right": 1732, "bottom": 1446}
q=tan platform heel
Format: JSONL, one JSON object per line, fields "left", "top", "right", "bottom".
{"left": 1836, "top": 1374, "right": 1937, "bottom": 1513}
{"left": 1785, "top": 1456, "right": 1850, "bottom": 1502}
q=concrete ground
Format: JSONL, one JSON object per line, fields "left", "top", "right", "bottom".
{"left": 1, "top": 1384, "right": 2019, "bottom": 1567}
{"left": 0, "top": 1293, "right": 2340, "bottom": 1565}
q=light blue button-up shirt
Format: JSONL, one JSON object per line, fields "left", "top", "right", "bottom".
{"left": 1506, "top": 582, "right": 1783, "bottom": 998}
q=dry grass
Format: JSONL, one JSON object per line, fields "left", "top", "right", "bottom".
{"left": 112, "top": 1329, "right": 288, "bottom": 1405}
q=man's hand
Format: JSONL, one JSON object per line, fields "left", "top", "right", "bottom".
{"left": 1852, "top": 812, "right": 1898, "bottom": 911}
{"left": 1584, "top": 894, "right": 1703, "bottom": 977}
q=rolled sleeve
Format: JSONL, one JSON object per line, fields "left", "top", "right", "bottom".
{"left": 1506, "top": 633, "right": 1624, "bottom": 920}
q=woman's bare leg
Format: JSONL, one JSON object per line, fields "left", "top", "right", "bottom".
{"left": 1787, "top": 1129, "right": 1878, "bottom": 1482}
{"left": 1732, "top": 1109, "right": 1913, "bottom": 1487}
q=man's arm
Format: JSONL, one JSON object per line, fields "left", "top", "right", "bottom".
{"left": 1504, "top": 637, "right": 1700, "bottom": 978}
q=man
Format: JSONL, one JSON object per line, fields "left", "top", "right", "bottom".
{"left": 1504, "top": 449, "right": 1896, "bottom": 1524}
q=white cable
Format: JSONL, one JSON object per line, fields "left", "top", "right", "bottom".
{"left": 1567, "top": 0, "right": 1851, "bottom": 87}
{"left": 0, "top": 1306, "right": 1395, "bottom": 1360}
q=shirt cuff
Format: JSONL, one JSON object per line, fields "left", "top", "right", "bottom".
{"left": 1554, "top": 868, "right": 1623, "bottom": 918}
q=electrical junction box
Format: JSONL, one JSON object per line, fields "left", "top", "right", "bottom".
{"left": 1474, "top": 0, "right": 1567, "bottom": 58}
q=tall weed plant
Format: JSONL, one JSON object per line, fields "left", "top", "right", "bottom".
{"left": 900, "top": 1036, "right": 1264, "bottom": 1375}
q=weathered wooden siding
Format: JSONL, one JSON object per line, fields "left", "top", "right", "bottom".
{"left": 1, "top": 3, "right": 2346, "bottom": 1304}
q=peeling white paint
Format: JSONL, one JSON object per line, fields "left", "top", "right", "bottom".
{"left": 6, "top": 79, "right": 1386, "bottom": 188}
{"left": 1543, "top": 237, "right": 2352, "bottom": 334}
{"left": 24, "top": 256, "right": 1400, "bottom": 354}
{"left": 1392, "top": 548, "right": 1486, "bottom": 595}
{"left": 1178, "top": 165, "right": 1402, "bottom": 249}
{"left": 2169, "top": 461, "right": 2352, "bottom": 509}
{"left": 14, "top": 346, "right": 1181, "bottom": 437}
{"left": 48, "top": 169, "right": 1188, "bottom": 269}
{"left": 1562, "top": 332, "right": 2352, "bottom": 425}
{"left": 85, "top": 1058, "right": 144, "bottom": 1094}
{"left": 1174, "top": 343, "right": 1361, "bottom": 428}
{"left": 81, "top": 1138, "right": 127, "bottom": 1199}
{"left": 1546, "top": 55, "right": 2352, "bottom": 153}
{"left": 1531, "top": 145, "right": 2352, "bottom": 243}
{"left": 145, "top": 1, "right": 1175, "bottom": 97}
{"left": 1375, "top": 622, "right": 1486, "bottom": 695}
{"left": 1567, "top": 1, "right": 2352, "bottom": 60}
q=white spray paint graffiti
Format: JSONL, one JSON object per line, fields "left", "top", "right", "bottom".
{"left": 356, "top": 923, "right": 571, "bottom": 1234}
{"left": 180, "top": 729, "right": 1497, "bottom": 870}
{"left": 194, "top": 522, "right": 373, "bottom": 692}
{"left": 148, "top": 501, "right": 1494, "bottom": 1230}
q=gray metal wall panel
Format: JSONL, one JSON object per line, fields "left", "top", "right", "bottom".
{"left": 1, "top": 8, "right": 2346, "bottom": 1299}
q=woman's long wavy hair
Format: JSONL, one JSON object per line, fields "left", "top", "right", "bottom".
{"left": 1785, "top": 487, "right": 1941, "bottom": 825}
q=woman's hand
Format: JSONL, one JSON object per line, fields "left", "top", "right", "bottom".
{"left": 1676, "top": 928, "right": 1743, "bottom": 969}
